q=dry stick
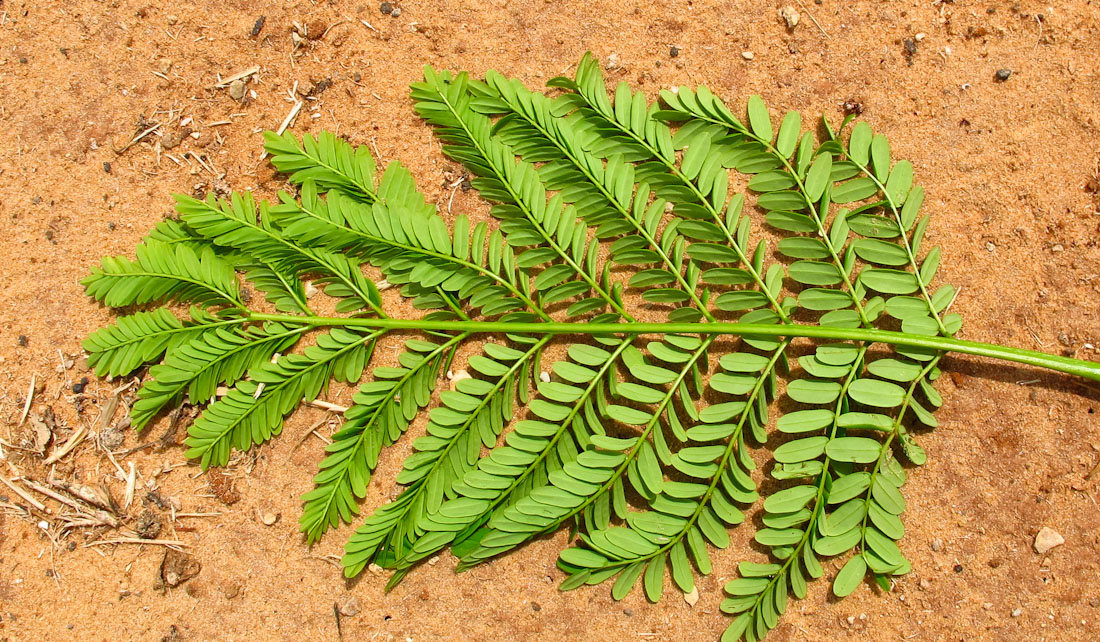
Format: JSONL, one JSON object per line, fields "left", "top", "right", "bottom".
{"left": 214, "top": 65, "right": 261, "bottom": 88}
{"left": 0, "top": 474, "right": 48, "bottom": 512}
{"left": 124, "top": 462, "right": 137, "bottom": 510}
{"left": 795, "top": 0, "right": 830, "bottom": 38}
{"left": 276, "top": 101, "right": 304, "bottom": 135}
{"left": 112, "top": 122, "right": 162, "bottom": 155}
{"left": 48, "top": 476, "right": 116, "bottom": 513}
{"left": 45, "top": 386, "right": 120, "bottom": 465}
{"left": 290, "top": 417, "right": 332, "bottom": 456}
{"left": 306, "top": 399, "right": 348, "bottom": 413}
{"left": 18, "top": 374, "right": 35, "bottom": 426}
{"left": 85, "top": 537, "right": 186, "bottom": 549}
{"left": 19, "top": 478, "right": 119, "bottom": 527}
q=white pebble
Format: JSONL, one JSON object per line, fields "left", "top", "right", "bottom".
{"left": 1033, "top": 526, "right": 1064, "bottom": 554}
{"left": 742, "top": 51, "right": 755, "bottom": 60}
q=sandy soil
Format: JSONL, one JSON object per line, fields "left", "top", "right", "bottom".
{"left": 1, "top": 0, "right": 1099, "bottom": 640}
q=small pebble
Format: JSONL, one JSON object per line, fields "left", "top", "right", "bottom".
{"left": 379, "top": 2, "right": 393, "bottom": 14}
{"left": 228, "top": 79, "right": 247, "bottom": 101}
{"left": 779, "top": 6, "right": 800, "bottom": 29}
{"left": 669, "top": 46, "right": 679, "bottom": 58}
{"left": 391, "top": 6, "right": 402, "bottom": 17}
{"left": 931, "top": 538, "right": 944, "bottom": 552}
{"left": 741, "top": 51, "right": 755, "bottom": 60}
{"left": 448, "top": 370, "right": 472, "bottom": 390}
{"left": 530, "top": 602, "right": 541, "bottom": 612}
{"left": 161, "top": 132, "right": 182, "bottom": 150}
{"left": 539, "top": 371, "right": 551, "bottom": 383}
{"left": 1012, "top": 608, "right": 1023, "bottom": 617}
{"left": 623, "top": 608, "right": 633, "bottom": 617}
{"left": 18, "top": 335, "right": 28, "bottom": 347}
{"left": 103, "top": 162, "right": 112, "bottom": 174}
{"left": 953, "top": 564, "right": 964, "bottom": 573}
{"left": 166, "top": 15, "right": 178, "bottom": 25}
{"left": 260, "top": 511, "right": 279, "bottom": 526}
{"left": 995, "top": 68, "right": 1013, "bottom": 82}
{"left": 1033, "top": 526, "right": 1064, "bottom": 554}
{"left": 683, "top": 586, "right": 699, "bottom": 607}
{"left": 156, "top": 58, "right": 172, "bottom": 74}
{"left": 337, "top": 594, "right": 362, "bottom": 617}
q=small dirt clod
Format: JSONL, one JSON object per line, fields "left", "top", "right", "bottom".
{"left": 135, "top": 509, "right": 163, "bottom": 539}
{"left": 995, "top": 68, "right": 1013, "bottom": 82}
{"left": 160, "top": 549, "right": 201, "bottom": 588}
{"left": 306, "top": 19, "right": 327, "bottom": 40}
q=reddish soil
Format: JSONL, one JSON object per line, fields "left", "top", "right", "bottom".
{"left": 1, "top": 1, "right": 1099, "bottom": 641}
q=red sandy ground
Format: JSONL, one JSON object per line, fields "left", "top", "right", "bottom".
{"left": 1, "top": 1, "right": 1099, "bottom": 641}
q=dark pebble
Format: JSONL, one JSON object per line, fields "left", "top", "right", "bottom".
{"left": 103, "top": 161, "right": 112, "bottom": 173}
{"left": 953, "top": 564, "right": 964, "bottom": 573}
{"left": 72, "top": 382, "right": 85, "bottom": 394}
{"left": 250, "top": 15, "right": 266, "bottom": 38}
{"left": 353, "top": 72, "right": 361, "bottom": 83}
{"left": 380, "top": 2, "right": 393, "bottom": 14}
{"left": 995, "top": 68, "right": 1012, "bottom": 81}
{"left": 17, "top": 335, "right": 27, "bottom": 347}
{"left": 623, "top": 608, "right": 633, "bottom": 617}
{"left": 19, "top": 57, "right": 27, "bottom": 64}
{"left": 108, "top": 222, "right": 116, "bottom": 230}
{"left": 669, "top": 46, "right": 679, "bottom": 58}
{"left": 530, "top": 602, "right": 541, "bottom": 612}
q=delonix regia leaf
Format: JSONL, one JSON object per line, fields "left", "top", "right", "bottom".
{"left": 79, "top": 53, "right": 1100, "bottom": 642}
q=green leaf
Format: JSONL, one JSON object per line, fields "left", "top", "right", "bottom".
{"left": 763, "top": 485, "right": 818, "bottom": 514}
{"left": 747, "top": 95, "right": 773, "bottom": 142}
{"left": 804, "top": 152, "right": 833, "bottom": 202}
{"left": 825, "top": 437, "right": 883, "bottom": 464}
{"left": 847, "top": 378, "right": 907, "bottom": 407}
{"left": 832, "top": 555, "right": 867, "bottom": 597}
